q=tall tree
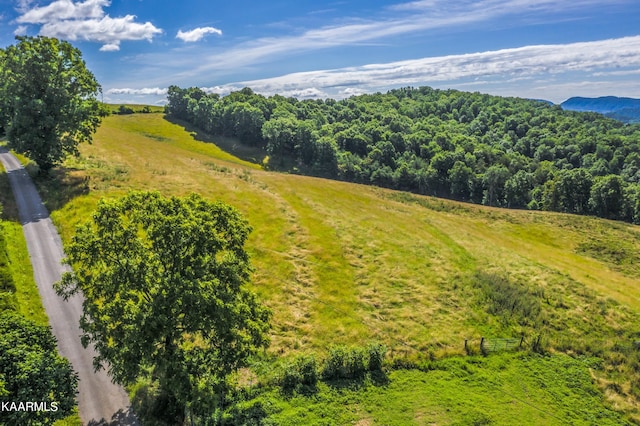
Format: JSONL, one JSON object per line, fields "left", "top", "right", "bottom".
{"left": 589, "top": 175, "right": 626, "bottom": 219}
{"left": 55, "top": 191, "right": 271, "bottom": 422}
{"left": 0, "top": 36, "right": 105, "bottom": 172}
{"left": 482, "top": 165, "right": 511, "bottom": 207}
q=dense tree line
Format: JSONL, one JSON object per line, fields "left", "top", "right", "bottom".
{"left": 166, "top": 85, "right": 640, "bottom": 223}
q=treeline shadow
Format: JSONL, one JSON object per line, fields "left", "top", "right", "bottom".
{"left": 163, "top": 115, "right": 265, "bottom": 165}
{"left": 34, "top": 166, "right": 90, "bottom": 213}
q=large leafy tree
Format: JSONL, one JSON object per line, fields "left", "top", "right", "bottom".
{"left": 0, "top": 36, "right": 105, "bottom": 172}
{"left": 55, "top": 191, "right": 271, "bottom": 421}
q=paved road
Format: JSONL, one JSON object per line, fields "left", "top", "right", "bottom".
{"left": 0, "top": 147, "right": 136, "bottom": 425}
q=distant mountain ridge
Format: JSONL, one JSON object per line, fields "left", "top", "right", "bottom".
{"left": 561, "top": 96, "right": 640, "bottom": 123}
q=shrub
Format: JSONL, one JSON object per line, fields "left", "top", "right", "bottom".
{"left": 322, "top": 346, "right": 348, "bottom": 380}
{"left": 117, "top": 105, "right": 135, "bottom": 115}
{"left": 322, "top": 346, "right": 368, "bottom": 381}
{"left": 280, "top": 354, "right": 318, "bottom": 393}
{"left": 367, "top": 342, "right": 387, "bottom": 372}
{"left": 297, "top": 355, "right": 318, "bottom": 387}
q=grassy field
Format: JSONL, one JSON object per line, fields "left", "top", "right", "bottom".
{"left": 32, "top": 112, "right": 640, "bottom": 423}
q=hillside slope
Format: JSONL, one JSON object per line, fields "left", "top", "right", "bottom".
{"left": 37, "top": 113, "right": 640, "bottom": 423}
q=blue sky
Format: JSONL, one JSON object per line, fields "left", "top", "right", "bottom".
{"left": 1, "top": 0, "right": 640, "bottom": 105}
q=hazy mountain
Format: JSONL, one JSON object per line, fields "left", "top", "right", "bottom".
{"left": 561, "top": 96, "right": 640, "bottom": 123}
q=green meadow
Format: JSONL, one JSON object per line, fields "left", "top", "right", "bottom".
{"left": 28, "top": 113, "right": 640, "bottom": 423}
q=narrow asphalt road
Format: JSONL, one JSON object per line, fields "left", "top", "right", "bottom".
{"left": 0, "top": 147, "right": 136, "bottom": 425}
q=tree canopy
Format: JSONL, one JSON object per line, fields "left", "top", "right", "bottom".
{"left": 166, "top": 85, "right": 640, "bottom": 224}
{"left": 0, "top": 312, "right": 78, "bottom": 425}
{"left": 0, "top": 36, "right": 105, "bottom": 172}
{"left": 55, "top": 191, "right": 271, "bottom": 422}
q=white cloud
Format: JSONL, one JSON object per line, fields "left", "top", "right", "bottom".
{"left": 16, "top": 0, "right": 162, "bottom": 51}
{"left": 107, "top": 87, "right": 168, "bottom": 96}
{"left": 99, "top": 42, "right": 120, "bottom": 52}
{"left": 14, "top": 25, "right": 28, "bottom": 35}
{"left": 176, "top": 26, "right": 222, "bottom": 42}
{"left": 17, "top": 0, "right": 108, "bottom": 23}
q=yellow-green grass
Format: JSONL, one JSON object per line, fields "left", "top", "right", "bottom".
{"left": 34, "top": 114, "right": 640, "bottom": 420}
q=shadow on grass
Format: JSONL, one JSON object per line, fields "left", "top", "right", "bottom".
{"left": 33, "top": 166, "right": 89, "bottom": 213}
{"left": 324, "top": 370, "right": 390, "bottom": 392}
{"left": 163, "top": 115, "right": 265, "bottom": 165}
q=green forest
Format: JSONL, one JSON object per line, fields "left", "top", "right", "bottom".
{"left": 166, "top": 85, "right": 640, "bottom": 223}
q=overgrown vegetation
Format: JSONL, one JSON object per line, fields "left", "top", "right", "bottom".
{"left": 166, "top": 85, "right": 640, "bottom": 223}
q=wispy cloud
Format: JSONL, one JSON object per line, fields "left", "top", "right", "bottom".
{"left": 16, "top": 0, "right": 162, "bottom": 51}
{"left": 13, "top": 25, "right": 27, "bottom": 35}
{"left": 215, "top": 36, "right": 640, "bottom": 98}
{"left": 176, "top": 26, "right": 222, "bottom": 42}
{"left": 109, "top": 36, "right": 640, "bottom": 103}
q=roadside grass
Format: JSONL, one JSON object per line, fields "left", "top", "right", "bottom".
{"left": 31, "top": 112, "right": 640, "bottom": 421}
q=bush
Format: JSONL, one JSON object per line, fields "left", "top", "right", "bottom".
{"left": 0, "top": 291, "right": 17, "bottom": 312}
{"left": 346, "top": 347, "right": 367, "bottom": 379}
{"left": 321, "top": 346, "right": 368, "bottom": 381}
{"left": 0, "top": 269, "right": 14, "bottom": 293}
{"left": 280, "top": 354, "right": 318, "bottom": 393}
{"left": 322, "top": 346, "right": 348, "bottom": 380}
{"left": 298, "top": 355, "right": 318, "bottom": 387}
{"left": 116, "top": 105, "right": 135, "bottom": 115}
{"left": 367, "top": 342, "right": 387, "bottom": 372}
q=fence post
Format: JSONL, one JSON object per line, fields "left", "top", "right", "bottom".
{"left": 519, "top": 334, "right": 524, "bottom": 348}
{"left": 480, "top": 337, "right": 485, "bottom": 352}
